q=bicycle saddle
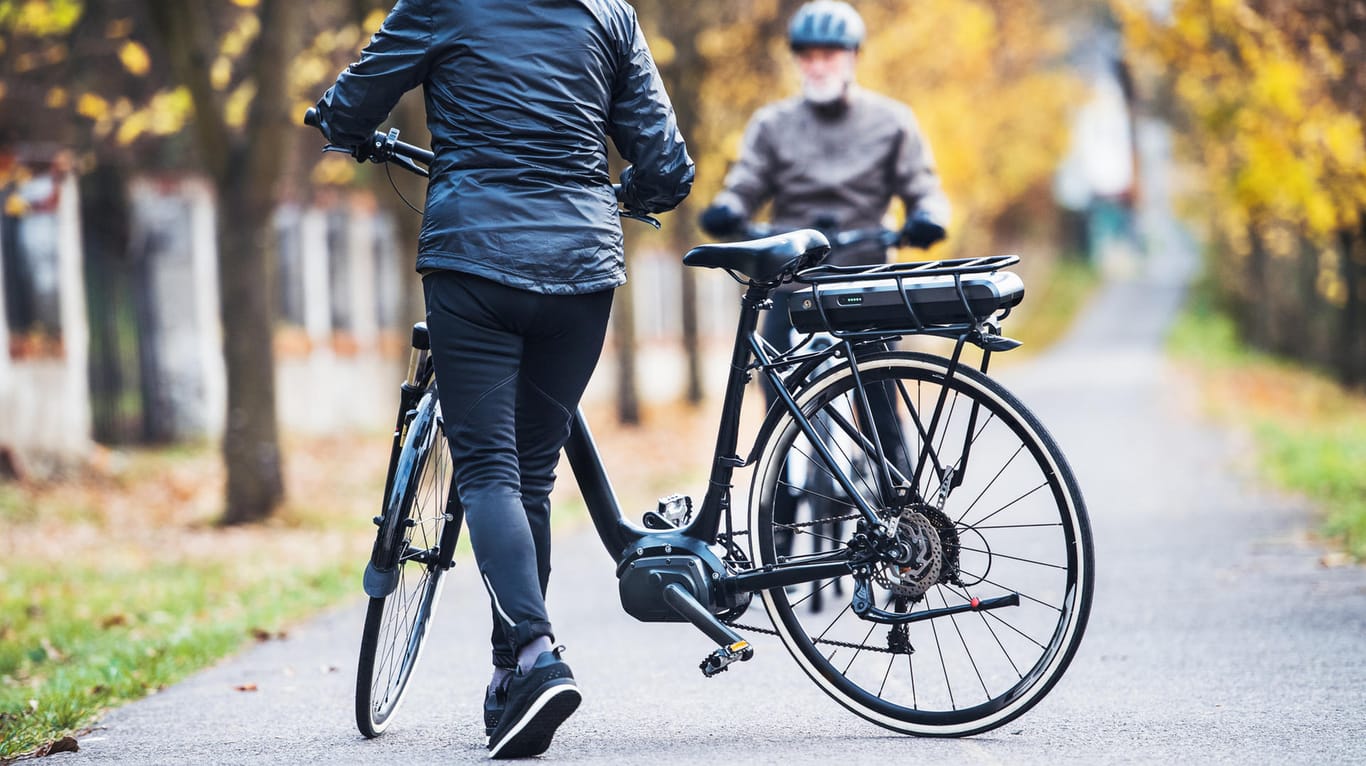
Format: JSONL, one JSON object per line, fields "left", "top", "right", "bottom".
{"left": 684, "top": 229, "right": 831, "bottom": 283}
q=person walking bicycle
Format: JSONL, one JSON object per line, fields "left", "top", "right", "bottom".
{"left": 312, "top": 0, "right": 693, "bottom": 757}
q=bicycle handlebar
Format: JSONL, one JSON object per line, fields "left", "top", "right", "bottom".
{"left": 745, "top": 222, "right": 903, "bottom": 251}
{"left": 304, "top": 107, "right": 434, "bottom": 177}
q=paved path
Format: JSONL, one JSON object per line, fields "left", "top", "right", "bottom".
{"left": 64, "top": 254, "right": 1366, "bottom": 764}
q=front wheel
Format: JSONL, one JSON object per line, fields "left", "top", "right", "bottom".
{"left": 749, "top": 352, "right": 1093, "bottom": 737}
{"left": 355, "top": 390, "right": 457, "bottom": 737}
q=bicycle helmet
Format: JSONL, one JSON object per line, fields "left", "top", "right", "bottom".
{"left": 788, "top": 1, "right": 866, "bottom": 51}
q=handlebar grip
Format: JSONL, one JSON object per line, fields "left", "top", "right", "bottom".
{"left": 303, "top": 107, "right": 321, "bottom": 129}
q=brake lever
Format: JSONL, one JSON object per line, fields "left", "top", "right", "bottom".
{"left": 620, "top": 209, "right": 662, "bottom": 230}
{"left": 390, "top": 154, "right": 430, "bottom": 179}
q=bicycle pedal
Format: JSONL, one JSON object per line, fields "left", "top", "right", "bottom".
{"left": 656, "top": 493, "right": 693, "bottom": 526}
{"left": 699, "top": 640, "right": 753, "bottom": 678}
{"left": 642, "top": 510, "right": 676, "bottom": 530}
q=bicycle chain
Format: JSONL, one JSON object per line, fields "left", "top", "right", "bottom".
{"left": 721, "top": 618, "right": 905, "bottom": 655}
{"left": 717, "top": 512, "right": 911, "bottom": 655}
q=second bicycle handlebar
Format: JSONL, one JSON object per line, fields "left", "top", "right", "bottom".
{"left": 304, "top": 107, "right": 433, "bottom": 177}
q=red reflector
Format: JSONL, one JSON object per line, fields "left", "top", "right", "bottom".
{"left": 970, "top": 597, "right": 981, "bottom": 608}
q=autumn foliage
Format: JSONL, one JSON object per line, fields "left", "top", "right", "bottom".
{"left": 1117, "top": 0, "right": 1366, "bottom": 385}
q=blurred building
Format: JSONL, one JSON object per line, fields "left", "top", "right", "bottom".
{"left": 0, "top": 161, "right": 91, "bottom": 478}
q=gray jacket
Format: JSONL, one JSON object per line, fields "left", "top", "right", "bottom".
{"left": 713, "top": 87, "right": 949, "bottom": 266}
{"left": 315, "top": 0, "right": 694, "bottom": 294}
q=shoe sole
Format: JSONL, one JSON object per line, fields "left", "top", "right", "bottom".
{"left": 487, "top": 682, "right": 580, "bottom": 759}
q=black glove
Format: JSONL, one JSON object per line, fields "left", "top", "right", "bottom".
{"left": 900, "top": 211, "right": 947, "bottom": 248}
{"left": 699, "top": 204, "right": 745, "bottom": 237}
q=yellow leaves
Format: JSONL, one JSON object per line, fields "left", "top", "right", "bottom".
{"left": 650, "top": 33, "right": 676, "bottom": 68}
{"left": 211, "top": 56, "right": 233, "bottom": 90}
{"left": 5, "top": 193, "right": 29, "bottom": 217}
{"left": 1316, "top": 248, "right": 1347, "bottom": 308}
{"left": 1120, "top": 0, "right": 1366, "bottom": 242}
{"left": 113, "top": 87, "right": 191, "bottom": 146}
{"left": 311, "top": 154, "right": 357, "bottom": 186}
{"left": 44, "top": 86, "right": 66, "bottom": 108}
{"left": 232, "top": 0, "right": 259, "bottom": 7}
{"left": 0, "top": 81, "right": 7, "bottom": 103}
{"left": 119, "top": 40, "right": 151, "bottom": 77}
{"left": 224, "top": 83, "right": 256, "bottom": 129}
{"left": 5, "top": 0, "right": 82, "bottom": 36}
{"left": 1319, "top": 114, "right": 1364, "bottom": 169}
{"left": 1251, "top": 59, "right": 1304, "bottom": 120}
{"left": 220, "top": 11, "right": 261, "bottom": 59}
{"left": 76, "top": 92, "right": 108, "bottom": 121}
{"left": 363, "top": 9, "right": 386, "bottom": 34}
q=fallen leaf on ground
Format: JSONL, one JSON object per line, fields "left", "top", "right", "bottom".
{"left": 233, "top": 683, "right": 258, "bottom": 692}
{"left": 1320, "top": 552, "right": 1355, "bottom": 568}
{"left": 53, "top": 735, "right": 80, "bottom": 753}
{"left": 99, "top": 614, "right": 129, "bottom": 629}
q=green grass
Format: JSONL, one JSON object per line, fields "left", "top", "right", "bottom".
{"left": 0, "top": 438, "right": 380, "bottom": 761}
{"left": 0, "top": 551, "right": 361, "bottom": 760}
{"left": 1169, "top": 299, "right": 1366, "bottom": 560}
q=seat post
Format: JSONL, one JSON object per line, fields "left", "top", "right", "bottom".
{"left": 684, "top": 281, "right": 773, "bottom": 544}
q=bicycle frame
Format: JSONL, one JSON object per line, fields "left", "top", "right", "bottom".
{"left": 561, "top": 276, "right": 995, "bottom": 597}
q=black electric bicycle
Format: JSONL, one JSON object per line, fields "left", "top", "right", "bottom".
{"left": 305, "top": 112, "right": 1094, "bottom": 740}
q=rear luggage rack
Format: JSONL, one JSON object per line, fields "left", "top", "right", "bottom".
{"left": 789, "top": 255, "right": 1024, "bottom": 342}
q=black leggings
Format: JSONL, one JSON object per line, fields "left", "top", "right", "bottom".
{"left": 423, "top": 270, "right": 613, "bottom": 668}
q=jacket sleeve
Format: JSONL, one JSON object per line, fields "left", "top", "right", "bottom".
{"left": 608, "top": 16, "right": 694, "bottom": 213}
{"left": 893, "top": 107, "right": 951, "bottom": 225}
{"left": 711, "top": 111, "right": 776, "bottom": 218}
{"left": 314, "top": 0, "right": 434, "bottom": 148}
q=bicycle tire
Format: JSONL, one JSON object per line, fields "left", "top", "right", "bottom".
{"left": 749, "top": 352, "right": 1093, "bottom": 737}
{"left": 355, "top": 390, "right": 456, "bottom": 737}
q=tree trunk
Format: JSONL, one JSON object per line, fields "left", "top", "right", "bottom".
{"left": 1342, "top": 222, "right": 1365, "bottom": 387}
{"left": 145, "top": 0, "right": 300, "bottom": 523}
{"left": 612, "top": 266, "right": 640, "bottom": 425}
{"left": 79, "top": 161, "right": 140, "bottom": 444}
{"left": 218, "top": 165, "right": 285, "bottom": 523}
{"left": 680, "top": 263, "right": 703, "bottom": 404}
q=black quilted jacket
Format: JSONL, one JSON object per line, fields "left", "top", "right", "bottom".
{"left": 315, "top": 0, "right": 694, "bottom": 294}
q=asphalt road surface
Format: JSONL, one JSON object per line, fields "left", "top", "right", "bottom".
{"left": 64, "top": 255, "right": 1365, "bottom": 764}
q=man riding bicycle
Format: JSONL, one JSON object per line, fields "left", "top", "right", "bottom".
{"left": 313, "top": 0, "right": 693, "bottom": 757}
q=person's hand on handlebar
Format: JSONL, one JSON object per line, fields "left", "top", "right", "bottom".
{"left": 699, "top": 204, "right": 745, "bottom": 237}
{"left": 900, "top": 210, "right": 947, "bottom": 249}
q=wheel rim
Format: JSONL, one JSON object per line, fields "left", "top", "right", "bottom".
{"left": 751, "top": 355, "right": 1091, "bottom": 735}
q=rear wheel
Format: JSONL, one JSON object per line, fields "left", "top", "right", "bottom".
{"left": 355, "top": 390, "right": 457, "bottom": 737}
{"left": 750, "top": 352, "right": 1093, "bottom": 736}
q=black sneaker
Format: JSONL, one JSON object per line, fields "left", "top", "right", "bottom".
{"left": 486, "top": 647, "right": 580, "bottom": 759}
{"left": 484, "top": 681, "right": 507, "bottom": 738}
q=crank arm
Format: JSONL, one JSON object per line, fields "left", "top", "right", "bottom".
{"left": 851, "top": 577, "right": 1019, "bottom": 625}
